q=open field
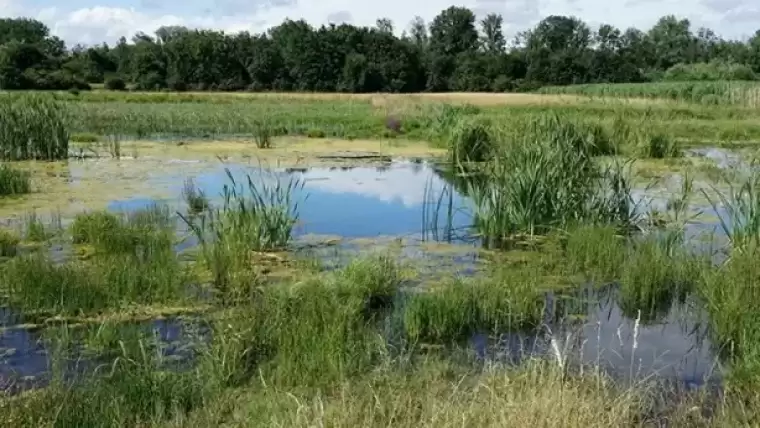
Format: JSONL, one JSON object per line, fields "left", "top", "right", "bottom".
{"left": 3, "top": 90, "right": 760, "bottom": 426}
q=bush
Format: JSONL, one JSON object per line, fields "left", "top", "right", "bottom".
{"left": 104, "top": 77, "right": 127, "bottom": 91}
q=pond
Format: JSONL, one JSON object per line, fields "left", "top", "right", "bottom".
{"left": 0, "top": 148, "right": 745, "bottom": 395}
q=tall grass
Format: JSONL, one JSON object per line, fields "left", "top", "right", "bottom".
{"left": 179, "top": 167, "right": 304, "bottom": 300}
{"left": 537, "top": 81, "right": 760, "bottom": 107}
{"left": 3, "top": 205, "right": 189, "bottom": 317}
{"left": 461, "top": 115, "right": 638, "bottom": 247}
{"left": 0, "top": 94, "right": 70, "bottom": 160}
{"left": 182, "top": 178, "right": 210, "bottom": 213}
{"left": 403, "top": 263, "right": 545, "bottom": 343}
{"left": 0, "top": 163, "right": 31, "bottom": 196}
{"left": 704, "top": 168, "right": 760, "bottom": 253}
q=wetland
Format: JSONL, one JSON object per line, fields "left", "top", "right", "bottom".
{"left": 2, "top": 92, "right": 760, "bottom": 427}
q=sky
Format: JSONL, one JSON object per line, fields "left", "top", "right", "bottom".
{"left": 3, "top": 0, "right": 759, "bottom": 47}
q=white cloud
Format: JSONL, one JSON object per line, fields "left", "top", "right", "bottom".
{"left": 291, "top": 161, "right": 450, "bottom": 208}
{"left": 3, "top": 0, "right": 759, "bottom": 46}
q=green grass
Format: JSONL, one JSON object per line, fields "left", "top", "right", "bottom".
{"left": 179, "top": 167, "right": 303, "bottom": 301}
{"left": 537, "top": 80, "right": 760, "bottom": 107}
{"left": 0, "top": 228, "right": 20, "bottom": 257}
{"left": 0, "top": 163, "right": 31, "bottom": 196}
{"left": 456, "top": 116, "right": 638, "bottom": 247}
{"left": 0, "top": 94, "right": 69, "bottom": 161}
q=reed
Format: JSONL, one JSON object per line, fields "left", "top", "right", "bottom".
{"left": 179, "top": 166, "right": 304, "bottom": 300}
{"left": 0, "top": 163, "right": 31, "bottom": 196}
{"left": 0, "top": 94, "right": 69, "bottom": 161}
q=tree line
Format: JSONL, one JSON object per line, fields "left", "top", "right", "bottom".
{"left": 2, "top": 7, "right": 760, "bottom": 93}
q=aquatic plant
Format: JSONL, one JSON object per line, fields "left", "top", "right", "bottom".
{"left": 23, "top": 211, "right": 49, "bottom": 242}
{"left": 636, "top": 131, "right": 681, "bottom": 159}
{"left": 704, "top": 168, "right": 760, "bottom": 254}
{"left": 403, "top": 264, "right": 545, "bottom": 343}
{"left": 253, "top": 121, "right": 273, "bottom": 148}
{"left": 447, "top": 118, "right": 495, "bottom": 164}
{"left": 180, "top": 167, "right": 303, "bottom": 299}
{"left": 0, "top": 228, "right": 20, "bottom": 257}
{"left": 0, "top": 163, "right": 31, "bottom": 196}
{"left": 0, "top": 94, "right": 70, "bottom": 161}
{"left": 70, "top": 205, "right": 174, "bottom": 256}
{"left": 182, "top": 177, "right": 210, "bottom": 213}
{"left": 461, "top": 117, "right": 638, "bottom": 248}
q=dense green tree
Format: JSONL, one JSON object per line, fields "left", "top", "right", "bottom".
{"left": 0, "top": 10, "right": 758, "bottom": 92}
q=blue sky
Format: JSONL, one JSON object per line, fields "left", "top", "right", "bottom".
{"left": 3, "top": 0, "right": 759, "bottom": 47}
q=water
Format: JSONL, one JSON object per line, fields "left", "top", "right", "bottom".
{"left": 106, "top": 160, "right": 473, "bottom": 241}
{"left": 0, "top": 312, "right": 205, "bottom": 394}
{"left": 0, "top": 156, "right": 738, "bottom": 394}
{"left": 473, "top": 286, "right": 720, "bottom": 389}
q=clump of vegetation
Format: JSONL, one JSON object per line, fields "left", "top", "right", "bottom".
{"left": 636, "top": 131, "right": 681, "bottom": 158}
{"left": 448, "top": 118, "right": 495, "bottom": 164}
{"left": 663, "top": 61, "right": 756, "bottom": 82}
{"left": 0, "top": 163, "right": 31, "bottom": 195}
{"left": 23, "top": 211, "right": 49, "bottom": 242}
{"left": 461, "top": 116, "right": 637, "bottom": 248}
{"left": 704, "top": 169, "right": 760, "bottom": 254}
{"left": 182, "top": 178, "right": 210, "bottom": 213}
{"left": 0, "top": 94, "right": 70, "bottom": 161}
{"left": 306, "top": 128, "right": 326, "bottom": 138}
{"left": 403, "top": 264, "right": 545, "bottom": 342}
{"left": 253, "top": 121, "right": 273, "bottom": 148}
{"left": 4, "top": 209, "right": 188, "bottom": 317}
{"left": 104, "top": 76, "right": 127, "bottom": 91}
{"left": 180, "top": 168, "right": 303, "bottom": 300}
{"left": 0, "top": 228, "right": 20, "bottom": 257}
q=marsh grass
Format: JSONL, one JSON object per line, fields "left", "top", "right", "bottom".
{"left": 180, "top": 167, "right": 303, "bottom": 300}
{"left": 253, "top": 121, "right": 273, "bottom": 148}
{"left": 462, "top": 117, "right": 638, "bottom": 247}
{"left": 1, "top": 333, "right": 209, "bottom": 428}
{"left": 182, "top": 178, "right": 210, "bottom": 213}
{"left": 618, "top": 237, "right": 706, "bottom": 324}
{"left": 0, "top": 94, "right": 69, "bottom": 161}
{"left": 0, "top": 163, "right": 32, "bottom": 196}
{"left": 447, "top": 118, "right": 494, "bottom": 164}
{"left": 179, "top": 357, "right": 651, "bottom": 428}
{"left": 703, "top": 168, "right": 760, "bottom": 253}
{"left": 3, "top": 205, "right": 188, "bottom": 317}
{"left": 71, "top": 205, "right": 174, "bottom": 256}
{"left": 22, "top": 211, "right": 49, "bottom": 242}
{"left": 0, "top": 228, "right": 20, "bottom": 257}
{"left": 637, "top": 132, "right": 681, "bottom": 159}
{"left": 403, "top": 264, "right": 546, "bottom": 343}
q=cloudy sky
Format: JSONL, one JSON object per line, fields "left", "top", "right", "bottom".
{"left": 3, "top": 0, "right": 759, "bottom": 47}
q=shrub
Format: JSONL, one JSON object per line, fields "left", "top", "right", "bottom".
{"left": 104, "top": 77, "right": 127, "bottom": 91}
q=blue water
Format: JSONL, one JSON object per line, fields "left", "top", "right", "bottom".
{"left": 106, "top": 161, "right": 473, "bottom": 241}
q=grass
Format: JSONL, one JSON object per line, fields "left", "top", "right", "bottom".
{"left": 455, "top": 115, "right": 638, "bottom": 247}
{"left": 179, "top": 166, "right": 303, "bottom": 301}
{"left": 0, "top": 94, "right": 69, "bottom": 160}
{"left": 1, "top": 205, "right": 190, "bottom": 318}
{"left": 6, "top": 89, "right": 760, "bottom": 426}
{"left": 537, "top": 80, "right": 760, "bottom": 107}
{"left": 402, "top": 264, "right": 546, "bottom": 343}
{"left": 0, "top": 163, "right": 32, "bottom": 196}
{"left": 5, "top": 90, "right": 758, "bottom": 145}
{"left": 181, "top": 178, "right": 209, "bottom": 214}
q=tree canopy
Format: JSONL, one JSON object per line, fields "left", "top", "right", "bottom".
{"left": 1, "top": 9, "right": 759, "bottom": 92}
